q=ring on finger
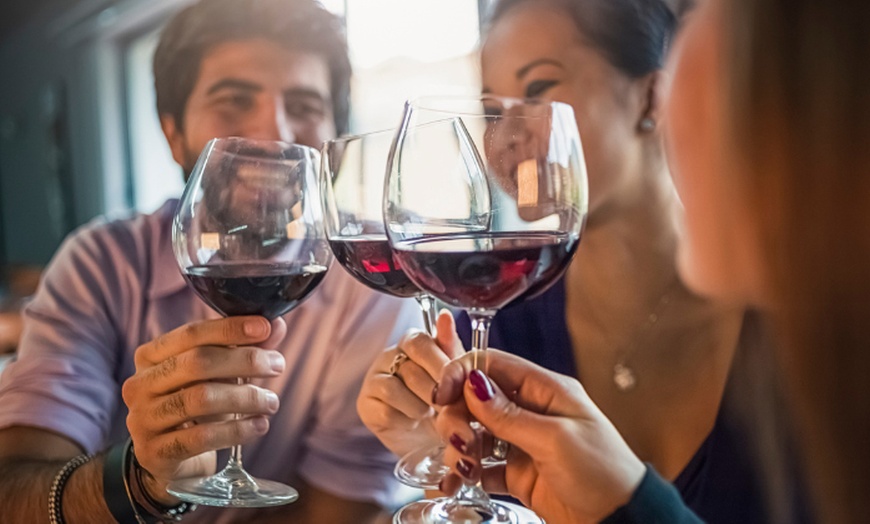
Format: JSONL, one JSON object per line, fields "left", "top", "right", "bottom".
{"left": 389, "top": 351, "right": 410, "bottom": 376}
{"left": 492, "top": 438, "right": 511, "bottom": 461}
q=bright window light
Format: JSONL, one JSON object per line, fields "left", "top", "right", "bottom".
{"left": 346, "top": 0, "right": 479, "bottom": 68}
{"left": 126, "top": 26, "right": 184, "bottom": 213}
{"left": 343, "top": 0, "right": 482, "bottom": 132}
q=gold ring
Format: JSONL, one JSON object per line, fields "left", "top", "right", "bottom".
{"left": 389, "top": 351, "right": 410, "bottom": 376}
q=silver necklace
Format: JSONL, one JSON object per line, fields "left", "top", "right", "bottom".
{"left": 612, "top": 280, "right": 678, "bottom": 392}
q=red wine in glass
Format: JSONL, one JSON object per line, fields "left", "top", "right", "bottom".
{"left": 507, "top": 217, "right": 588, "bottom": 304}
{"left": 328, "top": 236, "right": 421, "bottom": 298}
{"left": 393, "top": 231, "right": 579, "bottom": 310}
{"left": 184, "top": 262, "right": 328, "bottom": 319}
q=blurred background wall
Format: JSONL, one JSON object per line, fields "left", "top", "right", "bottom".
{"left": 0, "top": 0, "right": 488, "bottom": 267}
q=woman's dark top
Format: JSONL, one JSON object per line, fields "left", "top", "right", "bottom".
{"left": 456, "top": 278, "right": 771, "bottom": 524}
{"left": 603, "top": 465, "right": 703, "bottom": 524}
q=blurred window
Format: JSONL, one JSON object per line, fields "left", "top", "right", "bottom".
{"left": 125, "top": 26, "right": 183, "bottom": 213}
{"left": 343, "top": 0, "right": 482, "bottom": 132}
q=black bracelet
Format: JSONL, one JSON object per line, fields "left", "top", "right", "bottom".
{"left": 104, "top": 438, "right": 196, "bottom": 523}
{"left": 104, "top": 439, "right": 151, "bottom": 524}
{"left": 130, "top": 443, "right": 197, "bottom": 522}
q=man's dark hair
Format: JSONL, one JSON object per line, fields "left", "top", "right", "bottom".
{"left": 154, "top": 0, "right": 351, "bottom": 135}
{"left": 488, "top": 0, "right": 693, "bottom": 78}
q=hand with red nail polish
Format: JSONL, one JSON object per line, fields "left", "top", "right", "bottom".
{"left": 434, "top": 349, "right": 647, "bottom": 524}
{"left": 357, "top": 310, "right": 466, "bottom": 458}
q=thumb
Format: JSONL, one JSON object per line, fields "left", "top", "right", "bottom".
{"left": 260, "top": 317, "right": 287, "bottom": 350}
{"left": 435, "top": 309, "right": 465, "bottom": 360}
{"left": 464, "top": 369, "right": 555, "bottom": 456}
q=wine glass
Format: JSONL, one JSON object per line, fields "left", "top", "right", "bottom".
{"left": 170, "top": 137, "right": 333, "bottom": 507}
{"left": 321, "top": 129, "right": 438, "bottom": 332}
{"left": 385, "top": 96, "right": 588, "bottom": 523}
{"left": 320, "top": 129, "right": 450, "bottom": 490}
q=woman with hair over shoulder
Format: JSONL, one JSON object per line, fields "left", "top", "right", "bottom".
{"left": 431, "top": 0, "right": 870, "bottom": 521}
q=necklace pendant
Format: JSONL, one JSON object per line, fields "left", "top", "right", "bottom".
{"left": 613, "top": 363, "right": 637, "bottom": 391}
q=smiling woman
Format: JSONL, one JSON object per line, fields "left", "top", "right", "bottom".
{"left": 356, "top": 0, "right": 805, "bottom": 522}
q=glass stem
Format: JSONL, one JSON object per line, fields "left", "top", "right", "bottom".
{"left": 415, "top": 294, "right": 438, "bottom": 337}
{"left": 470, "top": 313, "right": 510, "bottom": 470}
{"left": 459, "top": 310, "right": 496, "bottom": 511}
{"left": 468, "top": 310, "right": 493, "bottom": 370}
{"left": 228, "top": 376, "right": 246, "bottom": 469}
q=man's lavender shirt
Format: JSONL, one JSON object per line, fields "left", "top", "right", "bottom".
{"left": 0, "top": 200, "right": 421, "bottom": 521}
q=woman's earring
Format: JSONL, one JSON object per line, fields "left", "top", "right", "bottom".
{"left": 639, "top": 118, "right": 656, "bottom": 133}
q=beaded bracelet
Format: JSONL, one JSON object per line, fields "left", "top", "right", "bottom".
{"left": 49, "top": 453, "right": 95, "bottom": 524}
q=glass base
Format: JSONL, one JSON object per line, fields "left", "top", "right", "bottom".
{"left": 166, "top": 460, "right": 299, "bottom": 508}
{"left": 395, "top": 444, "right": 451, "bottom": 489}
{"left": 395, "top": 498, "right": 542, "bottom": 524}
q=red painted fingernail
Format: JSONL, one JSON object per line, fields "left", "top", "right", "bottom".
{"left": 468, "top": 370, "right": 494, "bottom": 401}
{"left": 456, "top": 459, "right": 474, "bottom": 479}
{"left": 449, "top": 433, "right": 467, "bottom": 454}
{"left": 431, "top": 384, "right": 440, "bottom": 405}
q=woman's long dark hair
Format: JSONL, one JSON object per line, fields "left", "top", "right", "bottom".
{"left": 722, "top": 0, "right": 870, "bottom": 520}
{"left": 487, "top": 0, "right": 691, "bottom": 78}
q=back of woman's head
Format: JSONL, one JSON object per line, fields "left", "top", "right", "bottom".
{"left": 486, "top": 0, "right": 693, "bottom": 77}
{"left": 722, "top": 0, "right": 870, "bottom": 520}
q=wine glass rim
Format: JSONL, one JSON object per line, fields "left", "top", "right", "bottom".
{"left": 408, "top": 94, "right": 571, "bottom": 115}
{"left": 207, "top": 136, "right": 319, "bottom": 164}
{"left": 324, "top": 128, "right": 396, "bottom": 145}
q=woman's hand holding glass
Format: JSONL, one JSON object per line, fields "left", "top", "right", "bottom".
{"left": 433, "top": 350, "right": 646, "bottom": 524}
{"left": 357, "top": 312, "right": 465, "bottom": 460}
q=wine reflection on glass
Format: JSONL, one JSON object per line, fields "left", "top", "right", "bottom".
{"left": 385, "top": 96, "right": 588, "bottom": 524}
{"left": 170, "top": 137, "right": 333, "bottom": 507}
